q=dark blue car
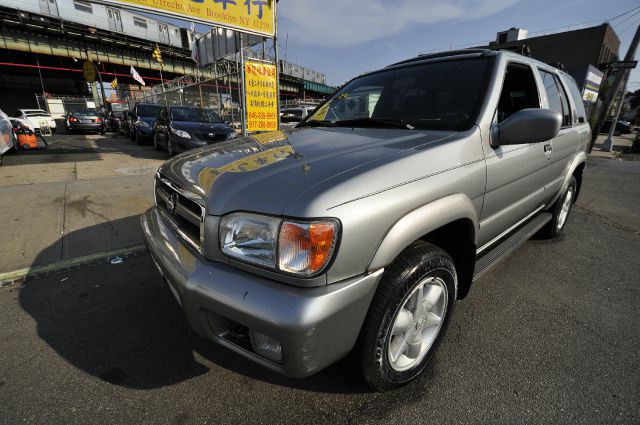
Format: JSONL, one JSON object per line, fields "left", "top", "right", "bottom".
{"left": 131, "top": 103, "right": 163, "bottom": 145}
{"left": 152, "top": 106, "right": 236, "bottom": 156}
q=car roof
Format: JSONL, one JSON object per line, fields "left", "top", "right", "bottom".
{"left": 21, "top": 109, "right": 49, "bottom": 113}
{"left": 350, "top": 47, "right": 563, "bottom": 82}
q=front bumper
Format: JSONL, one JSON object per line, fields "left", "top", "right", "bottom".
{"left": 68, "top": 123, "right": 104, "bottom": 132}
{"left": 141, "top": 207, "right": 382, "bottom": 378}
{"left": 136, "top": 126, "right": 153, "bottom": 139}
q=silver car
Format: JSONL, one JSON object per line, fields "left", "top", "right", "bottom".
{"left": 142, "top": 48, "right": 588, "bottom": 391}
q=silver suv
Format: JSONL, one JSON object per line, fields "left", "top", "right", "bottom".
{"left": 142, "top": 49, "right": 589, "bottom": 391}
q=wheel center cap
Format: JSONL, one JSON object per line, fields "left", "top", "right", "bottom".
{"left": 415, "top": 317, "right": 426, "bottom": 331}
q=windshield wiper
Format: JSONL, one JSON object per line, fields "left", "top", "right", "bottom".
{"left": 332, "top": 118, "right": 415, "bottom": 129}
{"left": 298, "top": 120, "right": 336, "bottom": 127}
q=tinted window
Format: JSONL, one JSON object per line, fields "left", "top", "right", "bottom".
{"left": 497, "top": 63, "right": 540, "bottom": 123}
{"left": 136, "top": 105, "right": 162, "bottom": 117}
{"left": 73, "top": 0, "right": 92, "bottom": 13}
{"left": 281, "top": 109, "right": 304, "bottom": 123}
{"left": 540, "top": 70, "right": 571, "bottom": 127}
{"left": 563, "top": 76, "right": 587, "bottom": 124}
{"left": 72, "top": 110, "right": 99, "bottom": 117}
{"left": 170, "top": 107, "right": 223, "bottom": 123}
{"left": 307, "top": 58, "right": 492, "bottom": 131}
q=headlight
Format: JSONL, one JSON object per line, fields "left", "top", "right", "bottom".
{"left": 220, "top": 213, "right": 280, "bottom": 268}
{"left": 136, "top": 120, "right": 149, "bottom": 128}
{"left": 219, "top": 213, "right": 338, "bottom": 276}
{"left": 171, "top": 127, "right": 191, "bottom": 139}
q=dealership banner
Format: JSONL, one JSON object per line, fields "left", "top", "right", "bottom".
{"left": 245, "top": 60, "right": 278, "bottom": 132}
{"left": 100, "top": 0, "right": 275, "bottom": 37}
{"left": 582, "top": 65, "right": 603, "bottom": 103}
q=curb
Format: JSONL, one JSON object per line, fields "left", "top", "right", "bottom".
{"left": 0, "top": 244, "right": 148, "bottom": 287}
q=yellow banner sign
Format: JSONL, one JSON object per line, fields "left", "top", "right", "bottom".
{"left": 102, "top": 0, "right": 275, "bottom": 36}
{"left": 245, "top": 60, "right": 278, "bottom": 132}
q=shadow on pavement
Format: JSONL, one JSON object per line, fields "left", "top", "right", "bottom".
{"left": 19, "top": 215, "right": 369, "bottom": 394}
{"left": 1, "top": 132, "right": 166, "bottom": 166}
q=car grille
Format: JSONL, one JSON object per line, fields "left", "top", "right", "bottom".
{"left": 195, "top": 132, "right": 228, "bottom": 143}
{"left": 155, "top": 176, "right": 205, "bottom": 253}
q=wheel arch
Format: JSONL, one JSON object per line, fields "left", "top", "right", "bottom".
{"left": 572, "top": 159, "right": 586, "bottom": 202}
{"left": 367, "top": 194, "right": 478, "bottom": 299}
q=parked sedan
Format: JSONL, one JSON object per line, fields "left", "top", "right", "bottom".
{"left": 153, "top": 106, "right": 236, "bottom": 156}
{"left": 12, "top": 109, "right": 57, "bottom": 133}
{"left": 600, "top": 120, "right": 632, "bottom": 136}
{"left": 64, "top": 109, "right": 105, "bottom": 134}
{"left": 280, "top": 106, "right": 316, "bottom": 129}
{"left": 131, "top": 103, "right": 163, "bottom": 145}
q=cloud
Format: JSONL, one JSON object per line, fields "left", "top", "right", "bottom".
{"left": 279, "top": 0, "right": 520, "bottom": 48}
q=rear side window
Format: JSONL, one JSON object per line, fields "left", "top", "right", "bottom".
{"left": 497, "top": 63, "right": 540, "bottom": 123}
{"left": 540, "top": 70, "right": 571, "bottom": 127}
{"left": 563, "top": 76, "right": 587, "bottom": 124}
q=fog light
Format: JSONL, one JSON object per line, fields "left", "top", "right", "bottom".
{"left": 250, "top": 329, "right": 283, "bottom": 363}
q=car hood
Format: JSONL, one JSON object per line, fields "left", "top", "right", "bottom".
{"left": 158, "top": 127, "right": 456, "bottom": 216}
{"left": 171, "top": 121, "right": 232, "bottom": 133}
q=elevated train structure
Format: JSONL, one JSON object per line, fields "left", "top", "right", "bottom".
{"left": 3, "top": 0, "right": 191, "bottom": 50}
{"left": 0, "top": 0, "right": 335, "bottom": 112}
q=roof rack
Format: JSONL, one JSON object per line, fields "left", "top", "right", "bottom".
{"left": 387, "top": 49, "right": 494, "bottom": 67}
{"left": 546, "top": 62, "right": 565, "bottom": 71}
{"left": 490, "top": 45, "right": 531, "bottom": 57}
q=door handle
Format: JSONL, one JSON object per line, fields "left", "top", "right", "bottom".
{"left": 544, "top": 144, "right": 552, "bottom": 153}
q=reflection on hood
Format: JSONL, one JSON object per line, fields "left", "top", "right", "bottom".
{"left": 176, "top": 130, "right": 295, "bottom": 194}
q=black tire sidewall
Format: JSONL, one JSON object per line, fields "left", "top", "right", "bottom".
{"left": 361, "top": 244, "right": 456, "bottom": 391}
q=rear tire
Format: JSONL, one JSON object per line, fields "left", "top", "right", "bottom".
{"left": 355, "top": 241, "right": 456, "bottom": 392}
{"left": 539, "top": 175, "right": 577, "bottom": 239}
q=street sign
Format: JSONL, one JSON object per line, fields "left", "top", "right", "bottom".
{"left": 609, "top": 60, "right": 638, "bottom": 69}
{"left": 83, "top": 61, "right": 96, "bottom": 83}
{"left": 98, "top": 0, "right": 275, "bottom": 37}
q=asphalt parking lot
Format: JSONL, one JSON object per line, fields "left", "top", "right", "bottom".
{"left": 0, "top": 133, "right": 638, "bottom": 424}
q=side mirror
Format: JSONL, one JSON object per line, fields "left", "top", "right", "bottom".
{"left": 493, "top": 108, "right": 562, "bottom": 147}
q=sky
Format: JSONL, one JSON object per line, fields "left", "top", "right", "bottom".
{"left": 154, "top": 0, "right": 640, "bottom": 90}
{"left": 275, "top": 0, "right": 640, "bottom": 88}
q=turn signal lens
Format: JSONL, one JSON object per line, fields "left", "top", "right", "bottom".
{"left": 278, "top": 221, "right": 336, "bottom": 275}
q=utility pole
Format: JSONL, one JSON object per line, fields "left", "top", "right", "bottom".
{"left": 601, "top": 72, "right": 628, "bottom": 151}
{"left": 589, "top": 24, "right": 640, "bottom": 152}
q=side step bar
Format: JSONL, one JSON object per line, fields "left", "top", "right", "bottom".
{"left": 473, "top": 212, "right": 552, "bottom": 281}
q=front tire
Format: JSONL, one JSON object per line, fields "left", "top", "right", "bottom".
{"left": 539, "top": 175, "right": 576, "bottom": 239}
{"left": 355, "top": 242, "right": 456, "bottom": 391}
{"left": 167, "top": 137, "right": 176, "bottom": 157}
{"left": 153, "top": 133, "right": 162, "bottom": 151}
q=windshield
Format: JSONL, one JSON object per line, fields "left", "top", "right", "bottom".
{"left": 71, "top": 109, "right": 99, "bottom": 117}
{"left": 305, "top": 58, "right": 491, "bottom": 131}
{"left": 170, "top": 107, "right": 223, "bottom": 123}
{"left": 111, "top": 103, "right": 129, "bottom": 112}
{"left": 137, "top": 105, "right": 162, "bottom": 117}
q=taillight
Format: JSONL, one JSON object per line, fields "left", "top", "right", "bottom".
{"left": 96, "top": 117, "right": 103, "bottom": 123}
{"left": 69, "top": 117, "right": 78, "bottom": 123}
